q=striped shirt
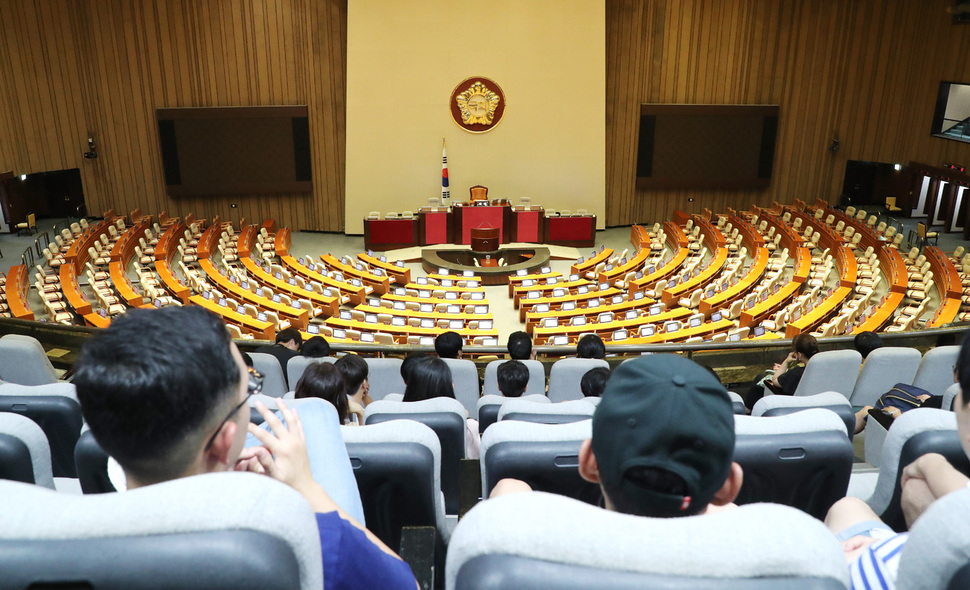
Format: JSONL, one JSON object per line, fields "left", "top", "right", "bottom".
{"left": 850, "top": 533, "right": 909, "bottom": 590}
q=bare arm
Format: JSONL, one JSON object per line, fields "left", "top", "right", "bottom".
{"left": 771, "top": 352, "right": 797, "bottom": 388}
{"left": 900, "top": 453, "right": 970, "bottom": 525}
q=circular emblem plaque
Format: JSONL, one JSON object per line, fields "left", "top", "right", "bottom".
{"left": 450, "top": 77, "right": 506, "bottom": 133}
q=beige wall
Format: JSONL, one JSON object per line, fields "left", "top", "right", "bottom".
{"left": 345, "top": 0, "right": 605, "bottom": 234}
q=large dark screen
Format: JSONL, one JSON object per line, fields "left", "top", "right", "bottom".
{"left": 157, "top": 106, "right": 312, "bottom": 196}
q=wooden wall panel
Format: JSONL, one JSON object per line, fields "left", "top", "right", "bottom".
{"left": 0, "top": 0, "right": 346, "bottom": 232}
{"left": 606, "top": 0, "right": 970, "bottom": 227}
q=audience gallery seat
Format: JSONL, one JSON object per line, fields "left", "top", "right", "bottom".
{"left": 285, "top": 355, "right": 338, "bottom": 390}
{"left": 897, "top": 487, "right": 970, "bottom": 590}
{"left": 498, "top": 398, "right": 596, "bottom": 425}
{"left": 445, "top": 492, "right": 849, "bottom": 590}
{"left": 0, "top": 334, "right": 63, "bottom": 385}
{"left": 792, "top": 349, "right": 862, "bottom": 398}
{"left": 547, "top": 358, "right": 610, "bottom": 403}
{"left": 476, "top": 394, "right": 550, "bottom": 434}
{"left": 74, "top": 428, "right": 115, "bottom": 494}
{"left": 247, "top": 353, "right": 290, "bottom": 397}
{"left": 911, "top": 345, "right": 960, "bottom": 397}
{"left": 0, "top": 473, "right": 322, "bottom": 590}
{"left": 0, "top": 412, "right": 55, "bottom": 489}
{"left": 0, "top": 381, "right": 83, "bottom": 478}
{"left": 363, "top": 357, "right": 406, "bottom": 401}
{"left": 752, "top": 391, "right": 856, "bottom": 441}
{"left": 481, "top": 359, "right": 546, "bottom": 397}
{"left": 441, "top": 358, "right": 481, "bottom": 419}
{"left": 847, "top": 347, "right": 922, "bottom": 407}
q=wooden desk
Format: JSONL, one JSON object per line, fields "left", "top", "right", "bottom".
{"left": 196, "top": 224, "right": 221, "bottom": 260}
{"left": 851, "top": 292, "right": 906, "bottom": 334}
{"left": 4, "top": 265, "right": 34, "bottom": 320}
{"left": 544, "top": 215, "right": 596, "bottom": 247}
{"left": 524, "top": 294, "right": 657, "bottom": 331}
{"left": 109, "top": 261, "right": 146, "bottom": 307}
{"left": 598, "top": 248, "right": 653, "bottom": 283}
{"left": 532, "top": 307, "right": 691, "bottom": 342}
{"left": 619, "top": 318, "right": 736, "bottom": 344}
{"left": 239, "top": 256, "right": 339, "bottom": 317}
{"left": 571, "top": 248, "right": 613, "bottom": 275}
{"left": 511, "top": 206, "right": 544, "bottom": 243}
{"left": 738, "top": 281, "right": 802, "bottom": 328}
{"left": 64, "top": 220, "right": 112, "bottom": 274}
{"left": 155, "top": 261, "right": 191, "bottom": 303}
{"left": 698, "top": 248, "right": 770, "bottom": 315}
{"left": 274, "top": 227, "right": 292, "bottom": 256}
{"left": 324, "top": 317, "right": 499, "bottom": 343}
{"left": 785, "top": 286, "right": 853, "bottom": 338}
{"left": 452, "top": 203, "right": 512, "bottom": 244}
{"left": 320, "top": 254, "right": 390, "bottom": 294}
{"left": 358, "top": 252, "right": 411, "bottom": 284}
{"left": 199, "top": 259, "right": 309, "bottom": 329}
{"left": 59, "top": 264, "right": 92, "bottom": 316}
{"left": 191, "top": 294, "right": 275, "bottom": 339}
{"left": 417, "top": 208, "right": 451, "bottom": 246}
{"left": 518, "top": 286, "right": 623, "bottom": 321}
{"left": 383, "top": 293, "right": 490, "bottom": 307}
{"left": 280, "top": 255, "right": 366, "bottom": 305}
{"left": 512, "top": 279, "right": 594, "bottom": 307}
{"left": 661, "top": 247, "right": 729, "bottom": 305}
{"left": 351, "top": 304, "right": 492, "bottom": 323}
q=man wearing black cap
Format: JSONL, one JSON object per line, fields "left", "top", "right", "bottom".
{"left": 492, "top": 354, "right": 744, "bottom": 518}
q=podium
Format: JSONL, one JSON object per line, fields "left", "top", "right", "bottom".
{"left": 452, "top": 202, "right": 513, "bottom": 244}
{"left": 470, "top": 226, "right": 500, "bottom": 253}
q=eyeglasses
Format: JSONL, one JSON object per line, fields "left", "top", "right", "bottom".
{"left": 204, "top": 367, "right": 264, "bottom": 451}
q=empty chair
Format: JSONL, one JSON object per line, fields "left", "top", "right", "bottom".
{"left": 480, "top": 419, "right": 598, "bottom": 504}
{"left": 860, "top": 408, "right": 968, "bottom": 531}
{"left": 341, "top": 420, "right": 450, "bottom": 547}
{"left": 0, "top": 381, "right": 82, "bottom": 477}
{"left": 481, "top": 359, "right": 546, "bottom": 397}
{"left": 247, "top": 353, "right": 289, "bottom": 397}
{"left": 911, "top": 345, "right": 960, "bottom": 397}
{"left": 445, "top": 492, "right": 849, "bottom": 590}
{"left": 753, "top": 391, "right": 856, "bottom": 441}
{"left": 848, "top": 347, "right": 922, "bottom": 407}
{"left": 476, "top": 394, "right": 550, "bottom": 434}
{"left": 0, "top": 334, "right": 62, "bottom": 385}
{"left": 363, "top": 358, "right": 406, "bottom": 401}
{"left": 441, "top": 358, "right": 481, "bottom": 419}
{"left": 0, "top": 413, "right": 54, "bottom": 489}
{"left": 897, "top": 487, "right": 970, "bottom": 589}
{"left": 547, "top": 358, "right": 610, "bottom": 402}
{"left": 499, "top": 398, "right": 595, "bottom": 425}
{"left": 733, "top": 409, "right": 853, "bottom": 519}
{"left": 285, "top": 355, "right": 338, "bottom": 390}
{"left": 0, "top": 472, "right": 322, "bottom": 590}
{"left": 365, "top": 398, "right": 468, "bottom": 515}
{"left": 792, "top": 349, "right": 862, "bottom": 398}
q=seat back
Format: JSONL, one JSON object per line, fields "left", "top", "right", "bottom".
{"left": 0, "top": 473, "right": 321, "bottom": 590}
{"left": 365, "top": 398, "right": 467, "bottom": 514}
{"left": 247, "top": 353, "right": 289, "bottom": 397}
{"left": 792, "top": 349, "right": 862, "bottom": 398}
{"left": 499, "top": 398, "right": 595, "bottom": 425}
{"left": 285, "top": 355, "right": 338, "bottom": 389}
{"left": 342, "top": 421, "right": 445, "bottom": 548}
{"left": 912, "top": 345, "right": 960, "bottom": 397}
{"left": 897, "top": 487, "right": 970, "bottom": 590}
{"left": 476, "top": 394, "right": 550, "bottom": 434}
{"left": 0, "top": 413, "right": 54, "bottom": 489}
{"left": 480, "top": 420, "right": 598, "bottom": 504}
{"left": 753, "top": 391, "right": 855, "bottom": 440}
{"left": 482, "top": 359, "right": 546, "bottom": 397}
{"left": 733, "top": 410, "right": 852, "bottom": 519}
{"left": 548, "top": 358, "right": 610, "bottom": 402}
{"left": 0, "top": 334, "right": 60, "bottom": 385}
{"left": 363, "top": 358, "right": 406, "bottom": 401}
{"left": 442, "top": 358, "right": 481, "bottom": 419}
{"left": 74, "top": 429, "right": 115, "bottom": 494}
{"left": 0, "top": 383, "right": 83, "bottom": 477}
{"left": 446, "top": 492, "right": 849, "bottom": 590}
{"left": 848, "top": 347, "right": 922, "bottom": 406}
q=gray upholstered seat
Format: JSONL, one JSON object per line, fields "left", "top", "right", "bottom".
{"left": 734, "top": 409, "right": 852, "bottom": 519}
{"left": 482, "top": 359, "right": 546, "bottom": 397}
{"left": 364, "top": 398, "right": 468, "bottom": 515}
{"left": 0, "top": 472, "right": 322, "bottom": 590}
{"left": 74, "top": 428, "right": 115, "bottom": 494}
{"left": 442, "top": 358, "right": 481, "bottom": 419}
{"left": 285, "top": 355, "right": 337, "bottom": 389}
{"left": 0, "top": 334, "right": 62, "bottom": 385}
{"left": 792, "top": 349, "right": 862, "bottom": 398}
{"left": 476, "top": 394, "right": 549, "bottom": 434}
{"left": 547, "top": 358, "right": 610, "bottom": 402}
{"left": 0, "top": 382, "right": 82, "bottom": 477}
{"left": 848, "top": 347, "right": 921, "bottom": 407}
{"left": 480, "top": 419, "right": 598, "bottom": 504}
{"left": 248, "top": 352, "right": 289, "bottom": 397}
{"left": 498, "top": 398, "right": 595, "bottom": 425}
{"left": 727, "top": 391, "right": 747, "bottom": 415}
{"left": 446, "top": 492, "right": 849, "bottom": 590}
{"left": 943, "top": 382, "right": 961, "bottom": 411}
{"left": 897, "top": 487, "right": 970, "bottom": 590}
{"left": 0, "top": 412, "right": 54, "bottom": 489}
{"left": 341, "top": 420, "right": 451, "bottom": 546}
{"left": 911, "top": 345, "right": 960, "bottom": 397}
{"left": 752, "top": 391, "right": 856, "bottom": 440}
{"left": 363, "top": 357, "right": 405, "bottom": 401}
{"left": 861, "top": 408, "right": 969, "bottom": 531}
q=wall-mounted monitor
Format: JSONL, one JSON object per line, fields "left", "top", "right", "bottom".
{"left": 636, "top": 104, "right": 779, "bottom": 189}
{"left": 157, "top": 106, "right": 312, "bottom": 196}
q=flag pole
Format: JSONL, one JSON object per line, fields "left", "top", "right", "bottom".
{"left": 441, "top": 138, "right": 451, "bottom": 206}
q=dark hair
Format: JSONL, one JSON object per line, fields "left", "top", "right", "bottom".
{"left": 434, "top": 331, "right": 463, "bottom": 358}
{"left": 958, "top": 330, "right": 970, "bottom": 407}
{"left": 276, "top": 328, "right": 303, "bottom": 348}
{"left": 334, "top": 354, "right": 369, "bottom": 394}
{"left": 700, "top": 365, "right": 721, "bottom": 384}
{"left": 73, "top": 307, "right": 241, "bottom": 485}
{"left": 241, "top": 352, "right": 254, "bottom": 368}
{"left": 601, "top": 466, "right": 692, "bottom": 518}
{"left": 295, "top": 362, "right": 349, "bottom": 424}
{"left": 577, "top": 334, "right": 606, "bottom": 359}
{"left": 301, "top": 336, "right": 331, "bottom": 358}
{"left": 403, "top": 357, "right": 455, "bottom": 402}
{"left": 497, "top": 360, "right": 530, "bottom": 397}
{"left": 853, "top": 331, "right": 883, "bottom": 359}
{"left": 792, "top": 334, "right": 819, "bottom": 360}
{"left": 507, "top": 331, "right": 533, "bottom": 360}
{"left": 401, "top": 352, "right": 430, "bottom": 384}
{"left": 580, "top": 367, "right": 611, "bottom": 397}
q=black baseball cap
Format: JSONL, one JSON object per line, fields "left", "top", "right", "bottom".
{"left": 591, "top": 354, "right": 735, "bottom": 517}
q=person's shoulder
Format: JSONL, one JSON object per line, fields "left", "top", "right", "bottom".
{"left": 315, "top": 512, "right": 416, "bottom": 590}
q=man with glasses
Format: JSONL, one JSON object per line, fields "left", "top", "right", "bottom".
{"left": 74, "top": 306, "right": 416, "bottom": 590}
